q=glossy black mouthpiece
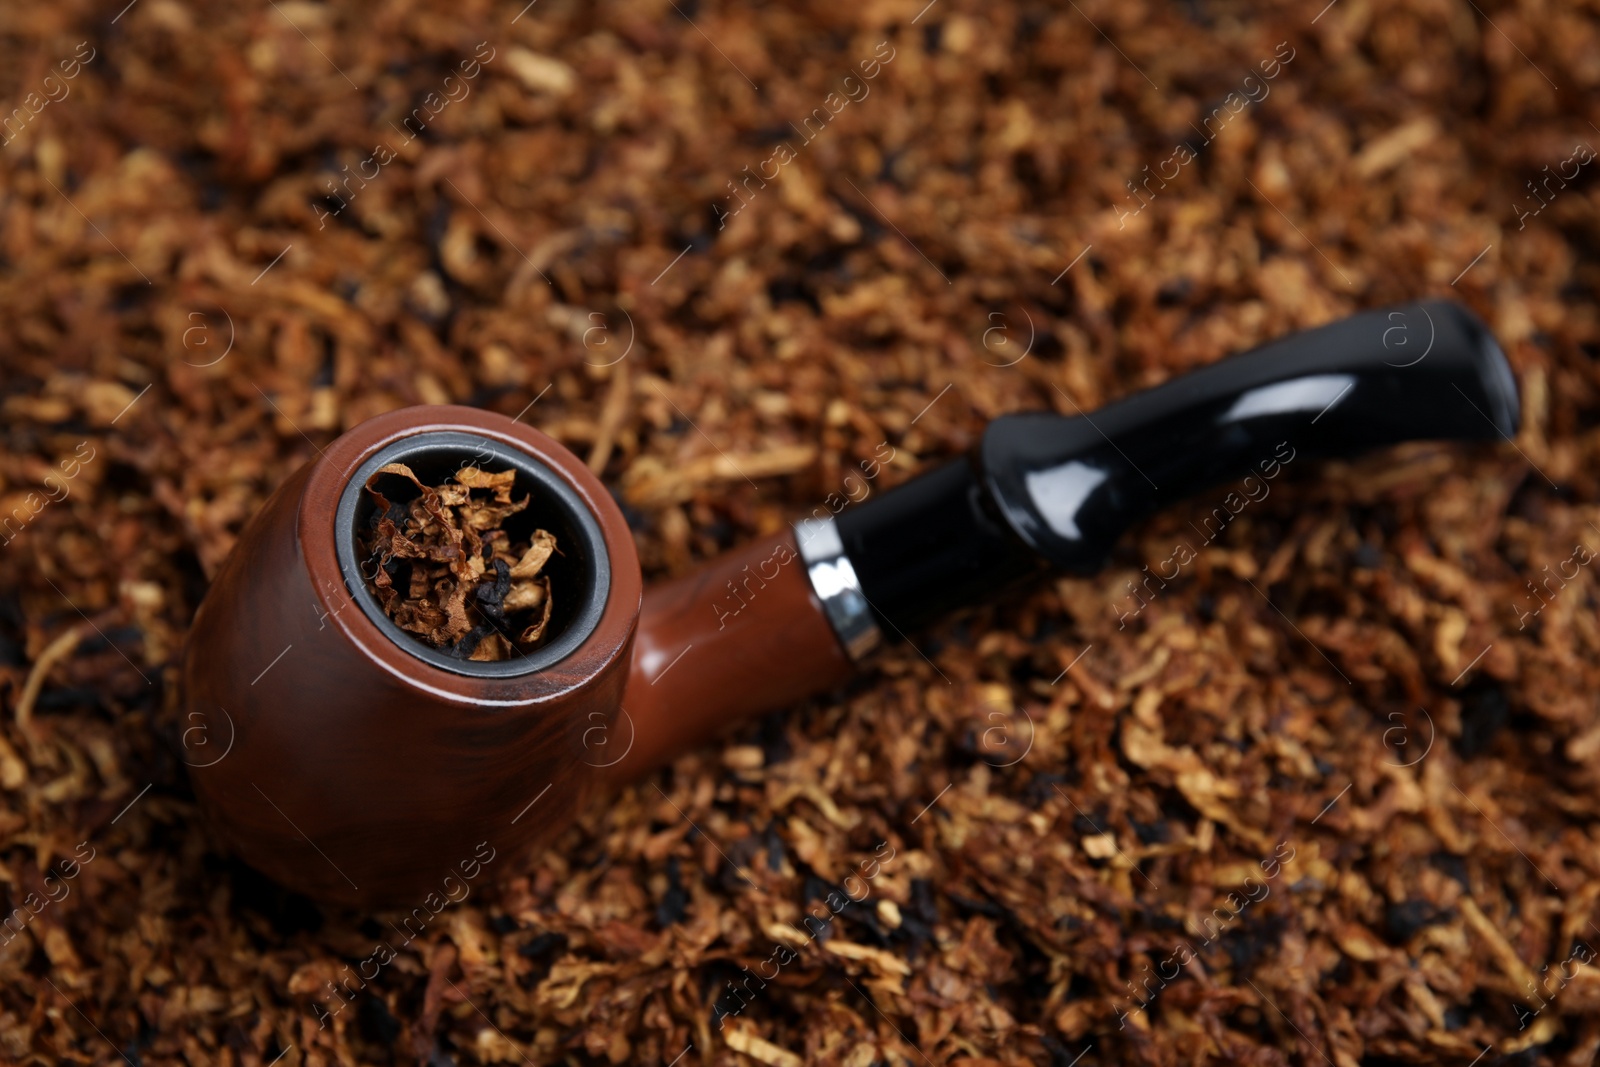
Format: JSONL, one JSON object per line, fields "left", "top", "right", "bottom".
{"left": 835, "top": 300, "right": 1520, "bottom": 634}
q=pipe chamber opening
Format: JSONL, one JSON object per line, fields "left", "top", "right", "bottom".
{"left": 334, "top": 430, "right": 612, "bottom": 677}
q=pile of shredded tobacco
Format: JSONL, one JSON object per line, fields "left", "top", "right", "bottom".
{"left": 2, "top": 0, "right": 1599, "bottom": 1065}
{"left": 358, "top": 463, "right": 557, "bottom": 661}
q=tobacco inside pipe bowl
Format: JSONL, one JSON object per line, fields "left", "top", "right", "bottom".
{"left": 180, "top": 298, "right": 1520, "bottom": 907}
{"left": 334, "top": 430, "right": 611, "bottom": 675}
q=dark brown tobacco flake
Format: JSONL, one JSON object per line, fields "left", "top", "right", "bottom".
{"left": 356, "top": 463, "right": 557, "bottom": 661}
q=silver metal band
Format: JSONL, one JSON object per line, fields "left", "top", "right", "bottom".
{"left": 794, "top": 517, "right": 881, "bottom": 661}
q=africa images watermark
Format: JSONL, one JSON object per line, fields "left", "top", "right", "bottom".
{"left": 1512, "top": 536, "right": 1595, "bottom": 631}
{"left": 711, "top": 840, "right": 897, "bottom": 1029}
{"left": 711, "top": 40, "right": 898, "bottom": 230}
{"left": 300, "top": 841, "right": 498, "bottom": 1030}
{"left": 0, "top": 841, "right": 97, "bottom": 948}
{"left": 312, "top": 42, "right": 499, "bottom": 229}
{"left": 1, "top": 441, "right": 98, "bottom": 548}
{"left": 1512, "top": 141, "right": 1593, "bottom": 231}
{"left": 1, "top": 41, "right": 97, "bottom": 146}
{"left": 1515, "top": 939, "right": 1596, "bottom": 1031}
{"left": 1114, "top": 840, "right": 1297, "bottom": 1028}
{"left": 1113, "top": 440, "right": 1297, "bottom": 629}
{"left": 1115, "top": 41, "right": 1296, "bottom": 228}
{"left": 710, "top": 441, "right": 897, "bottom": 629}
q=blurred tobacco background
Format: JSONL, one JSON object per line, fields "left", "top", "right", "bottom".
{"left": 1, "top": 0, "right": 1599, "bottom": 1064}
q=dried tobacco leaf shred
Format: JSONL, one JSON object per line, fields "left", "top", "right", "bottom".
{"left": 356, "top": 463, "right": 556, "bottom": 661}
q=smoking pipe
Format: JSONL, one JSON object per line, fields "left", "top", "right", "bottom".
{"left": 180, "top": 299, "right": 1518, "bottom": 907}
